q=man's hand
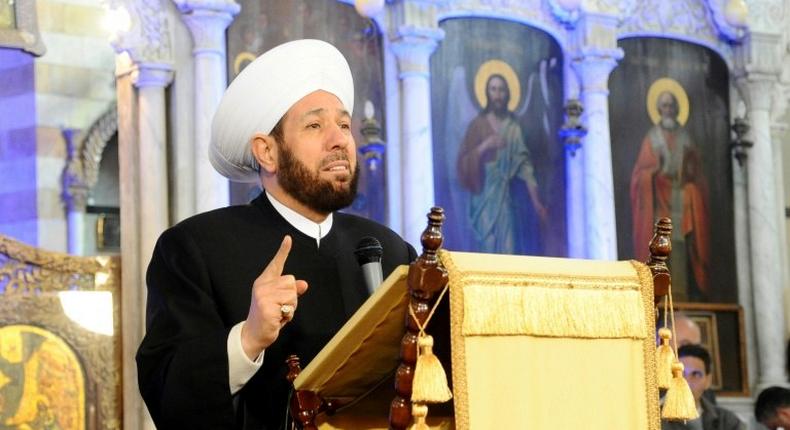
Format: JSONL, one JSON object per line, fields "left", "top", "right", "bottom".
{"left": 241, "top": 235, "right": 309, "bottom": 360}
{"left": 478, "top": 134, "right": 505, "bottom": 156}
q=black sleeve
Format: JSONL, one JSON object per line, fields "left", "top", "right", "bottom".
{"left": 136, "top": 225, "right": 237, "bottom": 429}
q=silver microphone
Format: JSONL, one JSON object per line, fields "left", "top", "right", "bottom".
{"left": 354, "top": 236, "right": 383, "bottom": 295}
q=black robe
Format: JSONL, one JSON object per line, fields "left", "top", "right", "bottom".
{"left": 137, "top": 193, "right": 417, "bottom": 429}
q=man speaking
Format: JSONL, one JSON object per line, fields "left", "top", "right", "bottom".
{"left": 136, "top": 39, "right": 416, "bottom": 429}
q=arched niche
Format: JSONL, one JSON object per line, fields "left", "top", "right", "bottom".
{"left": 431, "top": 16, "right": 567, "bottom": 257}
{"left": 225, "top": 0, "right": 389, "bottom": 223}
{"left": 609, "top": 36, "right": 734, "bottom": 303}
{"left": 62, "top": 106, "right": 120, "bottom": 255}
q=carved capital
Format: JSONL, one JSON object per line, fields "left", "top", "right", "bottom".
{"left": 130, "top": 62, "right": 175, "bottom": 88}
{"left": 110, "top": 0, "right": 174, "bottom": 65}
{"left": 174, "top": 0, "right": 240, "bottom": 55}
{"left": 733, "top": 33, "right": 783, "bottom": 109}
{"left": 735, "top": 75, "right": 777, "bottom": 113}
{"left": 744, "top": 0, "right": 785, "bottom": 34}
{"left": 64, "top": 185, "right": 90, "bottom": 213}
{"left": 390, "top": 35, "right": 442, "bottom": 78}
{"left": 571, "top": 13, "right": 620, "bottom": 53}
{"left": 389, "top": 0, "right": 443, "bottom": 29}
{"left": 388, "top": 0, "right": 444, "bottom": 78}
{"left": 570, "top": 48, "right": 623, "bottom": 94}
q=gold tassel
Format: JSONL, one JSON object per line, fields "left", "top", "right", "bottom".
{"left": 661, "top": 361, "right": 699, "bottom": 421}
{"left": 412, "top": 334, "right": 452, "bottom": 403}
{"left": 409, "top": 403, "right": 430, "bottom": 430}
{"left": 656, "top": 327, "right": 675, "bottom": 389}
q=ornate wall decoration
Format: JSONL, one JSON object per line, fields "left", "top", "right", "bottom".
{"left": 586, "top": 0, "right": 638, "bottom": 16}
{"left": 0, "top": 234, "right": 121, "bottom": 429}
{"left": 79, "top": 107, "right": 119, "bottom": 192}
{"left": 109, "top": 0, "right": 174, "bottom": 64}
{"left": 706, "top": 0, "right": 747, "bottom": 42}
{"left": 746, "top": 0, "right": 785, "bottom": 33}
{"left": 438, "top": 0, "right": 566, "bottom": 43}
{"left": 619, "top": 0, "right": 732, "bottom": 58}
{"left": 60, "top": 105, "right": 117, "bottom": 216}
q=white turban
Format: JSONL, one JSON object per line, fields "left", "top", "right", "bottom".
{"left": 210, "top": 39, "right": 355, "bottom": 183}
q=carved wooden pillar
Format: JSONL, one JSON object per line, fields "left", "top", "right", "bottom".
{"left": 389, "top": 207, "right": 449, "bottom": 429}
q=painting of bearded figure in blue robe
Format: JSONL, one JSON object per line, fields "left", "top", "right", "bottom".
{"left": 431, "top": 18, "right": 566, "bottom": 256}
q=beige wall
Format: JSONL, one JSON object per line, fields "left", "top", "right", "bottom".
{"left": 34, "top": 0, "right": 116, "bottom": 252}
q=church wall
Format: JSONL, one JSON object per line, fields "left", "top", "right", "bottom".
{"left": 4, "top": 0, "right": 117, "bottom": 252}
{"left": 0, "top": 49, "right": 37, "bottom": 246}
{"left": 2, "top": 0, "right": 789, "bottom": 428}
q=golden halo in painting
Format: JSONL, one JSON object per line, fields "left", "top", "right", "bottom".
{"left": 646, "top": 77, "right": 690, "bottom": 126}
{"left": 474, "top": 59, "right": 521, "bottom": 112}
{"left": 233, "top": 51, "right": 257, "bottom": 76}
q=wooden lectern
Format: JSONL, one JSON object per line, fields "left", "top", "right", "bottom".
{"left": 287, "top": 208, "right": 672, "bottom": 429}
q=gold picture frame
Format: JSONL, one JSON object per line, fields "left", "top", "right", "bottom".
{"left": 0, "top": 1, "right": 45, "bottom": 55}
{"left": 674, "top": 303, "right": 749, "bottom": 397}
{"left": 0, "top": 234, "right": 122, "bottom": 429}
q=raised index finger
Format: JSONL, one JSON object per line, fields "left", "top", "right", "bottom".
{"left": 260, "top": 235, "right": 292, "bottom": 280}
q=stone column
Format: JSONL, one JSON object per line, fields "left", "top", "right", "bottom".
{"left": 388, "top": 0, "right": 444, "bottom": 246}
{"left": 735, "top": 32, "right": 788, "bottom": 389}
{"left": 65, "top": 186, "right": 88, "bottom": 255}
{"left": 133, "top": 64, "right": 174, "bottom": 265}
{"left": 771, "top": 119, "right": 790, "bottom": 324}
{"left": 175, "top": 0, "right": 239, "bottom": 213}
{"left": 731, "top": 141, "right": 758, "bottom": 389}
{"left": 62, "top": 127, "right": 88, "bottom": 255}
{"left": 570, "top": 14, "right": 622, "bottom": 260}
{"left": 111, "top": 2, "right": 175, "bottom": 427}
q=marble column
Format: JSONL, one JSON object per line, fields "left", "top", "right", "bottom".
{"left": 389, "top": 2, "right": 444, "bottom": 247}
{"left": 571, "top": 47, "right": 622, "bottom": 260}
{"left": 738, "top": 75, "right": 788, "bottom": 389}
{"left": 771, "top": 120, "right": 790, "bottom": 313}
{"left": 133, "top": 64, "right": 174, "bottom": 265}
{"left": 177, "top": 1, "right": 239, "bottom": 213}
{"left": 65, "top": 186, "right": 88, "bottom": 255}
{"left": 731, "top": 144, "right": 758, "bottom": 391}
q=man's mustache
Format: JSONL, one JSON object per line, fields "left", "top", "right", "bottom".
{"left": 320, "top": 151, "right": 350, "bottom": 168}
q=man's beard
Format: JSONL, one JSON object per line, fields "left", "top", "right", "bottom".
{"left": 488, "top": 99, "right": 508, "bottom": 117}
{"left": 276, "top": 143, "right": 359, "bottom": 214}
{"left": 660, "top": 117, "right": 679, "bottom": 130}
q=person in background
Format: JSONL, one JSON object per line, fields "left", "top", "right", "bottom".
{"left": 755, "top": 386, "right": 790, "bottom": 430}
{"left": 662, "top": 344, "right": 745, "bottom": 430}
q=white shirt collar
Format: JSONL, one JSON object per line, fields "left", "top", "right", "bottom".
{"left": 266, "top": 191, "right": 333, "bottom": 247}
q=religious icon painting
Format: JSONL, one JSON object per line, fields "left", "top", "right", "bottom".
{"left": 431, "top": 18, "right": 566, "bottom": 256}
{"left": 0, "top": 325, "right": 85, "bottom": 429}
{"left": 609, "top": 37, "right": 736, "bottom": 303}
{"left": 225, "top": 0, "right": 388, "bottom": 223}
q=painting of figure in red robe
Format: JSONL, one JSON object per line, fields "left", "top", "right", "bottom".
{"left": 610, "top": 38, "right": 735, "bottom": 303}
